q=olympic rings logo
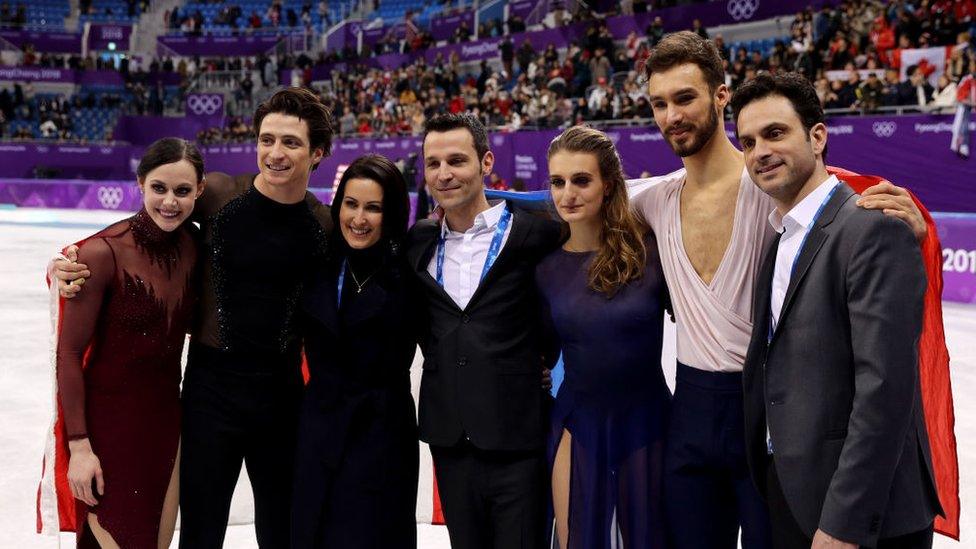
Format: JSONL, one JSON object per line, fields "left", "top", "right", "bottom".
{"left": 186, "top": 94, "right": 224, "bottom": 116}
{"left": 727, "top": 0, "right": 760, "bottom": 21}
{"left": 97, "top": 186, "right": 124, "bottom": 209}
{"left": 872, "top": 121, "right": 897, "bottom": 138}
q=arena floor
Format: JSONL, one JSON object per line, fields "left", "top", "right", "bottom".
{"left": 1, "top": 208, "right": 971, "bottom": 548}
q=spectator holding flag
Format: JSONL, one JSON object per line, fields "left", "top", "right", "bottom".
{"left": 952, "top": 56, "right": 975, "bottom": 158}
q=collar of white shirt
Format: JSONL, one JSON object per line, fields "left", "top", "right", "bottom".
{"left": 440, "top": 200, "right": 508, "bottom": 239}
{"left": 767, "top": 175, "right": 840, "bottom": 235}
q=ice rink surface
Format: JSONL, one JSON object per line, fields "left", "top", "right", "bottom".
{"left": 1, "top": 208, "right": 971, "bottom": 548}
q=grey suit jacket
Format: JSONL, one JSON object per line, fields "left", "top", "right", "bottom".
{"left": 742, "top": 183, "right": 943, "bottom": 547}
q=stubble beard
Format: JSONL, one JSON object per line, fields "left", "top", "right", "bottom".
{"left": 668, "top": 105, "right": 720, "bottom": 158}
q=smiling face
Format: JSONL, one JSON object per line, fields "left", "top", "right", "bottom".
{"left": 647, "top": 63, "right": 727, "bottom": 158}
{"left": 139, "top": 159, "right": 203, "bottom": 232}
{"left": 548, "top": 150, "right": 607, "bottom": 225}
{"left": 256, "top": 112, "right": 324, "bottom": 191}
{"left": 338, "top": 177, "right": 384, "bottom": 249}
{"left": 423, "top": 127, "right": 493, "bottom": 214}
{"left": 736, "top": 94, "right": 826, "bottom": 206}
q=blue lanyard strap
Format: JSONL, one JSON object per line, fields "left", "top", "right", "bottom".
{"left": 436, "top": 204, "right": 512, "bottom": 287}
{"left": 768, "top": 182, "right": 839, "bottom": 342}
{"left": 337, "top": 259, "right": 347, "bottom": 308}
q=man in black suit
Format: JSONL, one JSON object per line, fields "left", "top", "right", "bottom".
{"left": 406, "top": 113, "right": 561, "bottom": 548}
{"left": 732, "top": 72, "right": 943, "bottom": 549}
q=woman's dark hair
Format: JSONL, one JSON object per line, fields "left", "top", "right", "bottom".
{"left": 730, "top": 71, "right": 828, "bottom": 160}
{"left": 137, "top": 137, "right": 205, "bottom": 183}
{"left": 331, "top": 154, "right": 410, "bottom": 248}
{"left": 254, "top": 87, "right": 335, "bottom": 170}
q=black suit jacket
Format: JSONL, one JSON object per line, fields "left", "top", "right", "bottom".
{"left": 743, "top": 184, "right": 943, "bottom": 547}
{"left": 406, "top": 203, "right": 562, "bottom": 451}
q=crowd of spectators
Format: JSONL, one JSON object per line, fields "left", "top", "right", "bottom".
{"left": 0, "top": 2, "right": 27, "bottom": 29}
{"left": 0, "top": 82, "right": 127, "bottom": 140}
{"left": 302, "top": 0, "right": 976, "bottom": 137}
{"left": 196, "top": 115, "right": 254, "bottom": 143}
{"left": 4, "top": 0, "right": 976, "bottom": 142}
{"left": 77, "top": 0, "right": 145, "bottom": 19}
{"left": 728, "top": 0, "right": 976, "bottom": 113}
{"left": 165, "top": 0, "right": 327, "bottom": 35}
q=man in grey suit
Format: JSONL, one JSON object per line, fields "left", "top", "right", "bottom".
{"left": 732, "top": 72, "right": 944, "bottom": 549}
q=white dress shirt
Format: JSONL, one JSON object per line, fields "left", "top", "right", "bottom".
{"left": 427, "top": 201, "right": 513, "bottom": 310}
{"left": 768, "top": 175, "right": 840, "bottom": 332}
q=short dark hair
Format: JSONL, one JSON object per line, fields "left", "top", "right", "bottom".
{"left": 645, "top": 31, "right": 725, "bottom": 91}
{"left": 730, "top": 71, "right": 828, "bottom": 160}
{"left": 422, "top": 113, "right": 489, "bottom": 162}
{"left": 254, "top": 87, "right": 335, "bottom": 170}
{"left": 137, "top": 137, "right": 205, "bottom": 183}
{"left": 331, "top": 154, "right": 410, "bottom": 244}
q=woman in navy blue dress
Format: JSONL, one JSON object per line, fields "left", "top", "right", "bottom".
{"left": 537, "top": 126, "right": 670, "bottom": 549}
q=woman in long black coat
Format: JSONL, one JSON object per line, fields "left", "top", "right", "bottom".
{"left": 292, "top": 154, "right": 421, "bottom": 548}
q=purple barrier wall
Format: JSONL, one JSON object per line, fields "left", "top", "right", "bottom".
{"left": 157, "top": 34, "right": 301, "bottom": 56}
{"left": 936, "top": 213, "right": 976, "bottom": 304}
{"left": 0, "top": 67, "right": 180, "bottom": 85}
{"left": 509, "top": 0, "right": 537, "bottom": 21}
{"left": 88, "top": 24, "right": 133, "bottom": 51}
{"left": 431, "top": 11, "right": 475, "bottom": 41}
{"left": 3, "top": 114, "right": 973, "bottom": 211}
{"left": 362, "top": 23, "right": 407, "bottom": 49}
{"left": 0, "top": 30, "right": 82, "bottom": 53}
{"left": 326, "top": 20, "right": 361, "bottom": 52}
{"left": 0, "top": 143, "right": 134, "bottom": 180}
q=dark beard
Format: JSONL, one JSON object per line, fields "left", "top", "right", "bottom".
{"left": 667, "top": 104, "right": 720, "bottom": 158}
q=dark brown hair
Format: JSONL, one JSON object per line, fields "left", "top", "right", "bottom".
{"left": 730, "top": 72, "right": 828, "bottom": 160}
{"left": 547, "top": 126, "right": 646, "bottom": 297}
{"left": 422, "top": 113, "right": 490, "bottom": 162}
{"left": 644, "top": 31, "right": 725, "bottom": 91}
{"left": 253, "top": 87, "right": 335, "bottom": 170}
{"left": 137, "top": 137, "right": 205, "bottom": 183}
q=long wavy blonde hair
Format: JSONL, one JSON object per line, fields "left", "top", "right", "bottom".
{"left": 547, "top": 126, "right": 646, "bottom": 297}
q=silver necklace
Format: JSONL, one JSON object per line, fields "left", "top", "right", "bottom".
{"left": 348, "top": 265, "right": 379, "bottom": 293}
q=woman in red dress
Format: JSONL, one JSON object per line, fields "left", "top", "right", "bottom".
{"left": 45, "top": 138, "right": 204, "bottom": 548}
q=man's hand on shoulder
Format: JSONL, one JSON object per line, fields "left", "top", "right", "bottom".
{"left": 53, "top": 244, "right": 90, "bottom": 299}
{"left": 856, "top": 181, "right": 927, "bottom": 242}
{"left": 811, "top": 529, "right": 857, "bottom": 549}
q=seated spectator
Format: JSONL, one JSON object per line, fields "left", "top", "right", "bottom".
{"left": 39, "top": 117, "right": 58, "bottom": 138}
{"left": 931, "top": 74, "right": 959, "bottom": 112}
{"left": 856, "top": 72, "right": 884, "bottom": 111}
{"left": 895, "top": 64, "right": 935, "bottom": 106}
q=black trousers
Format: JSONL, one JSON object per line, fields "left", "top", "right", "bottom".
{"left": 765, "top": 460, "right": 934, "bottom": 549}
{"left": 430, "top": 440, "right": 547, "bottom": 549}
{"left": 664, "top": 362, "right": 772, "bottom": 549}
{"left": 178, "top": 344, "right": 303, "bottom": 548}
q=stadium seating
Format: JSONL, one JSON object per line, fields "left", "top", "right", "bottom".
{"left": 19, "top": 0, "right": 71, "bottom": 31}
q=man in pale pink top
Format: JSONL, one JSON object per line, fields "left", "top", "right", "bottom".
{"left": 630, "top": 32, "right": 927, "bottom": 549}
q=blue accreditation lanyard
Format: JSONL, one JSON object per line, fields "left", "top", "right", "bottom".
{"left": 337, "top": 259, "right": 347, "bottom": 308}
{"left": 435, "top": 205, "right": 512, "bottom": 287}
{"left": 768, "top": 182, "right": 840, "bottom": 343}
